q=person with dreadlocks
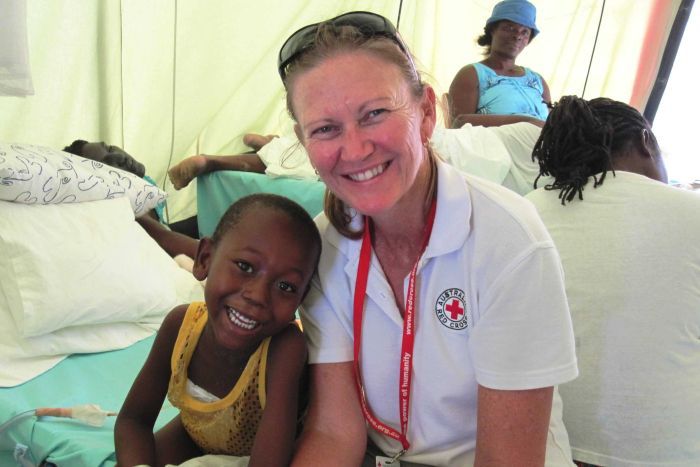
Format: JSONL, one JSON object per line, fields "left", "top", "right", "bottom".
{"left": 526, "top": 95, "right": 700, "bottom": 467}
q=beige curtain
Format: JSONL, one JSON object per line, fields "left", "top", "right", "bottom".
{"left": 0, "top": 0, "right": 682, "bottom": 221}
{"left": 0, "top": 0, "right": 34, "bottom": 96}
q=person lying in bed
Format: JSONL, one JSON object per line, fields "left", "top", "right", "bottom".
{"left": 63, "top": 139, "right": 168, "bottom": 222}
{"left": 63, "top": 139, "right": 201, "bottom": 259}
{"left": 168, "top": 122, "right": 549, "bottom": 197}
{"left": 64, "top": 140, "right": 147, "bottom": 179}
{"left": 115, "top": 193, "right": 321, "bottom": 467}
{"left": 167, "top": 133, "right": 310, "bottom": 191}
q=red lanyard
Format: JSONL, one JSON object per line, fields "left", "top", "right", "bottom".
{"left": 352, "top": 199, "right": 437, "bottom": 453}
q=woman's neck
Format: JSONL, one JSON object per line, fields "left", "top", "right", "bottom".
{"left": 481, "top": 55, "right": 520, "bottom": 74}
{"left": 370, "top": 158, "right": 434, "bottom": 248}
{"left": 368, "top": 158, "right": 435, "bottom": 311}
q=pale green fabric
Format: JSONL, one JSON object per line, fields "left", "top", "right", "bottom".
{"left": 197, "top": 170, "right": 325, "bottom": 238}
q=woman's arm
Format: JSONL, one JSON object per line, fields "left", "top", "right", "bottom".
{"left": 474, "top": 385, "right": 553, "bottom": 467}
{"left": 540, "top": 75, "right": 552, "bottom": 107}
{"left": 114, "top": 305, "right": 186, "bottom": 467}
{"left": 291, "top": 362, "right": 367, "bottom": 466}
{"left": 448, "top": 64, "right": 480, "bottom": 128}
{"left": 248, "top": 324, "right": 308, "bottom": 467}
{"left": 454, "top": 114, "right": 545, "bottom": 128}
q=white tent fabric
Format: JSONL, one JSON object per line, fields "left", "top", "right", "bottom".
{"left": 0, "top": 0, "right": 683, "bottom": 221}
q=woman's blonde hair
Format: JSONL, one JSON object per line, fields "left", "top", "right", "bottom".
{"left": 283, "top": 23, "right": 434, "bottom": 238}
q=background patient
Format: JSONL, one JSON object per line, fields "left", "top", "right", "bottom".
{"left": 64, "top": 139, "right": 200, "bottom": 259}
{"left": 526, "top": 95, "right": 700, "bottom": 466}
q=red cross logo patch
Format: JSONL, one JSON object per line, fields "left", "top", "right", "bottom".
{"left": 435, "top": 288, "right": 470, "bottom": 330}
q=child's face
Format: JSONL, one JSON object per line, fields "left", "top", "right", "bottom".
{"left": 194, "top": 208, "right": 317, "bottom": 351}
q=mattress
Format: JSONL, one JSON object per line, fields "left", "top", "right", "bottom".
{"left": 197, "top": 171, "right": 325, "bottom": 237}
{"left": 0, "top": 335, "right": 177, "bottom": 466}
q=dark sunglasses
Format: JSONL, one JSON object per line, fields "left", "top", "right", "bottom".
{"left": 277, "top": 11, "right": 414, "bottom": 82}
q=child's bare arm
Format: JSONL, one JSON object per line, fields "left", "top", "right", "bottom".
{"left": 248, "top": 324, "right": 308, "bottom": 467}
{"left": 114, "top": 305, "right": 187, "bottom": 466}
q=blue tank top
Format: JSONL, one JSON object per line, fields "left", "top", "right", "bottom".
{"left": 472, "top": 62, "right": 549, "bottom": 120}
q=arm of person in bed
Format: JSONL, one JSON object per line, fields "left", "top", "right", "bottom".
{"left": 114, "top": 304, "right": 186, "bottom": 466}
{"left": 136, "top": 212, "right": 199, "bottom": 259}
{"left": 248, "top": 323, "right": 308, "bottom": 467}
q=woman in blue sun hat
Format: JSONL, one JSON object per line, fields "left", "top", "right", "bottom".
{"left": 449, "top": 0, "right": 551, "bottom": 128}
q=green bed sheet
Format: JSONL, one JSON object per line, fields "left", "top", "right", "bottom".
{"left": 197, "top": 171, "right": 326, "bottom": 237}
{"left": 0, "top": 335, "right": 177, "bottom": 467}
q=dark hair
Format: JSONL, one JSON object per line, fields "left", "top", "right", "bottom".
{"left": 63, "top": 139, "right": 88, "bottom": 155}
{"left": 532, "top": 95, "right": 657, "bottom": 204}
{"left": 476, "top": 23, "right": 498, "bottom": 56}
{"left": 211, "top": 193, "right": 322, "bottom": 269}
{"left": 281, "top": 22, "right": 429, "bottom": 239}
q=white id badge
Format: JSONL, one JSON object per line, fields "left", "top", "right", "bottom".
{"left": 376, "top": 455, "right": 401, "bottom": 467}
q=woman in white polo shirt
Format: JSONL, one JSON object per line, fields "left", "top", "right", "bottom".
{"left": 278, "top": 11, "right": 579, "bottom": 467}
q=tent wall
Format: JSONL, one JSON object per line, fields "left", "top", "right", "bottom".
{"left": 0, "top": 0, "right": 682, "bottom": 221}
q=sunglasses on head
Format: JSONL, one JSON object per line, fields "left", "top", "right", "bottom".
{"left": 277, "top": 11, "right": 413, "bottom": 82}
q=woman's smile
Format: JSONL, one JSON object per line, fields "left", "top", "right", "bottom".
{"left": 345, "top": 162, "right": 390, "bottom": 182}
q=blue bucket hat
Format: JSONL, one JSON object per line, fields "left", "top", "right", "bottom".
{"left": 486, "top": 0, "right": 539, "bottom": 38}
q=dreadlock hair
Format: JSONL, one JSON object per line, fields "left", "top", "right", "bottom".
{"left": 532, "top": 95, "right": 656, "bottom": 205}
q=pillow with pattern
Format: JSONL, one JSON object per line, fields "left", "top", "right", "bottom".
{"left": 0, "top": 142, "right": 166, "bottom": 216}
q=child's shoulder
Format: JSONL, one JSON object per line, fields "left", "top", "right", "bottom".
{"left": 267, "top": 323, "right": 307, "bottom": 366}
{"left": 157, "top": 303, "right": 190, "bottom": 340}
{"left": 269, "top": 322, "right": 306, "bottom": 352}
{"left": 264, "top": 323, "right": 307, "bottom": 394}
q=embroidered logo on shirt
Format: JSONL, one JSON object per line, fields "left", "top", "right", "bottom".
{"left": 435, "top": 288, "right": 471, "bottom": 330}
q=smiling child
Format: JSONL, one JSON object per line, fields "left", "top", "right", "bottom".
{"left": 115, "top": 193, "right": 321, "bottom": 467}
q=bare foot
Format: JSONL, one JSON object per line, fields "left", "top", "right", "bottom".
{"left": 168, "top": 155, "right": 208, "bottom": 190}
{"left": 242, "top": 133, "right": 277, "bottom": 151}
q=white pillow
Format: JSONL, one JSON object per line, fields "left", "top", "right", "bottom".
{"left": 0, "top": 307, "right": 159, "bottom": 387}
{"left": 0, "top": 197, "right": 197, "bottom": 337}
{"left": 0, "top": 142, "right": 166, "bottom": 216}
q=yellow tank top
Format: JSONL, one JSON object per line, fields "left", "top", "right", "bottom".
{"left": 167, "top": 302, "right": 270, "bottom": 455}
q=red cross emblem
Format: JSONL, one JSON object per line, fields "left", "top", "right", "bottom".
{"left": 445, "top": 298, "right": 464, "bottom": 320}
{"left": 435, "top": 288, "right": 470, "bottom": 330}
